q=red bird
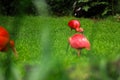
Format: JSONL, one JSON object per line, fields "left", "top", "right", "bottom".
{"left": 0, "top": 26, "right": 18, "bottom": 57}
{"left": 69, "top": 34, "right": 90, "bottom": 56}
{"left": 68, "top": 20, "right": 83, "bottom": 32}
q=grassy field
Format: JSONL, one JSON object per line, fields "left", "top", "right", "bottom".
{"left": 0, "top": 16, "right": 120, "bottom": 80}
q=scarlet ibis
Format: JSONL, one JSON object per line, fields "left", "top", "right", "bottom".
{"left": 69, "top": 34, "right": 90, "bottom": 56}
{"left": 68, "top": 20, "right": 83, "bottom": 32}
{"left": 0, "top": 26, "right": 18, "bottom": 57}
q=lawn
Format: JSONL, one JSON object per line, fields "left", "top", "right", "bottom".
{"left": 0, "top": 16, "right": 120, "bottom": 80}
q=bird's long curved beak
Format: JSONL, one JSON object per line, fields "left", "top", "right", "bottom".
{"left": 12, "top": 47, "right": 18, "bottom": 57}
{"left": 76, "top": 27, "right": 84, "bottom": 33}
{"left": 9, "top": 40, "right": 18, "bottom": 58}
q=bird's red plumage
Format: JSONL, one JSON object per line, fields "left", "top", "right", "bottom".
{"left": 0, "top": 27, "right": 10, "bottom": 51}
{"left": 68, "top": 20, "right": 83, "bottom": 32}
{"left": 69, "top": 34, "right": 90, "bottom": 50}
{"left": 0, "top": 26, "right": 18, "bottom": 57}
{"left": 68, "top": 20, "right": 80, "bottom": 29}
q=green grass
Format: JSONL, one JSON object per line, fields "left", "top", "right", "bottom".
{"left": 0, "top": 16, "right": 120, "bottom": 80}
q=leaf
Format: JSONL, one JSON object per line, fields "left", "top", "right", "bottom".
{"left": 102, "top": 8, "right": 111, "bottom": 16}
{"left": 91, "top": 2, "right": 108, "bottom": 7}
{"left": 82, "top": 5, "right": 90, "bottom": 11}
{"left": 78, "top": 0, "right": 89, "bottom": 3}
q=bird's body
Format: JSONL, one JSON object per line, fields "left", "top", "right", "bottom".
{"left": 0, "top": 26, "right": 17, "bottom": 57}
{"left": 69, "top": 34, "right": 90, "bottom": 56}
{"left": 68, "top": 20, "right": 83, "bottom": 32}
{"left": 0, "top": 27, "right": 10, "bottom": 51}
{"left": 0, "top": 37, "right": 9, "bottom": 51}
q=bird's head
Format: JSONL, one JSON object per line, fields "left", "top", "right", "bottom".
{"left": 68, "top": 20, "right": 84, "bottom": 33}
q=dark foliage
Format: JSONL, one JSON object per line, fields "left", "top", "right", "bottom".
{"left": 73, "top": 0, "right": 120, "bottom": 18}
{"left": 46, "top": 0, "right": 76, "bottom": 16}
{"left": 73, "top": 1, "right": 108, "bottom": 18}
{"left": 0, "top": 0, "right": 120, "bottom": 17}
{"left": 0, "top": 0, "right": 38, "bottom": 16}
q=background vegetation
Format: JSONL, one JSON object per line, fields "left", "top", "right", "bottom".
{"left": 0, "top": 0, "right": 120, "bottom": 80}
{"left": 0, "top": 0, "right": 120, "bottom": 17}
{"left": 0, "top": 16, "right": 120, "bottom": 80}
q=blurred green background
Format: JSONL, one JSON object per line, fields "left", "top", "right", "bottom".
{"left": 0, "top": 0, "right": 120, "bottom": 80}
